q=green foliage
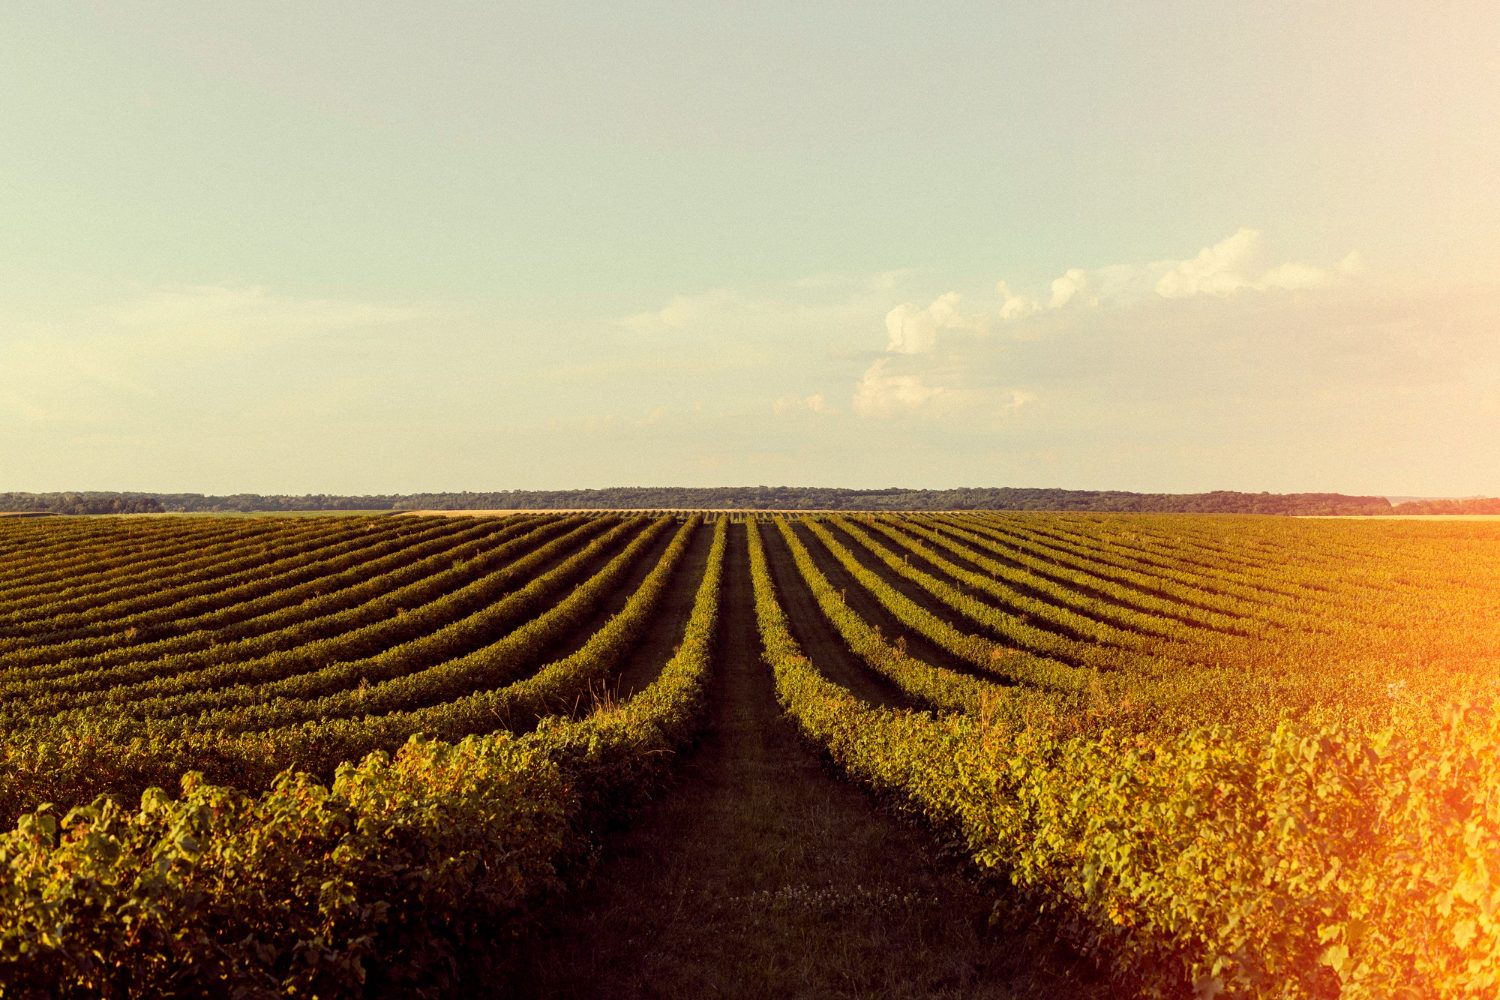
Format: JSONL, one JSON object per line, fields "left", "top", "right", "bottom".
{"left": 0, "top": 736, "right": 571, "bottom": 996}
{"left": 747, "top": 517, "right": 1500, "bottom": 998}
{"left": 771, "top": 517, "right": 1000, "bottom": 715}
{"left": 0, "top": 509, "right": 1495, "bottom": 997}
{"left": 0, "top": 518, "right": 729, "bottom": 996}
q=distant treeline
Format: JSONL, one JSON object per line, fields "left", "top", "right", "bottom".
{"left": 0, "top": 492, "right": 384, "bottom": 515}
{"left": 0, "top": 493, "right": 167, "bottom": 515}
{"left": 0, "top": 487, "right": 1426, "bottom": 515}
{"left": 1388, "top": 497, "right": 1500, "bottom": 515}
{"left": 394, "top": 487, "right": 1404, "bottom": 515}
{"left": 4, "top": 487, "right": 1495, "bottom": 516}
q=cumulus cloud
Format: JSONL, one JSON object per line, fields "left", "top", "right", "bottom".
{"left": 1049, "top": 268, "right": 1094, "bottom": 309}
{"left": 1153, "top": 229, "right": 1358, "bottom": 299}
{"left": 883, "top": 303, "right": 934, "bottom": 353}
{"left": 996, "top": 280, "right": 1041, "bottom": 321}
{"left": 843, "top": 228, "right": 1359, "bottom": 429}
{"left": 853, "top": 358, "right": 948, "bottom": 417}
{"left": 882, "top": 290, "right": 1012, "bottom": 354}
{"left": 963, "top": 229, "right": 1365, "bottom": 319}
{"left": 1152, "top": 228, "right": 1261, "bottom": 298}
{"left": 865, "top": 289, "right": 1040, "bottom": 420}
{"left": 851, "top": 358, "right": 1034, "bottom": 421}
{"left": 885, "top": 292, "right": 965, "bottom": 353}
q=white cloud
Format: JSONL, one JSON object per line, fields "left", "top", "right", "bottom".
{"left": 851, "top": 358, "right": 1034, "bottom": 421}
{"left": 1153, "top": 228, "right": 1262, "bottom": 298}
{"left": 839, "top": 228, "right": 1363, "bottom": 433}
{"left": 1049, "top": 268, "right": 1094, "bottom": 309}
{"left": 853, "top": 358, "right": 948, "bottom": 417}
{"left": 883, "top": 291, "right": 994, "bottom": 354}
{"left": 880, "top": 230, "right": 1337, "bottom": 338}
{"left": 884, "top": 303, "right": 936, "bottom": 354}
{"left": 1153, "top": 229, "right": 1355, "bottom": 299}
{"left": 996, "top": 280, "right": 1041, "bottom": 320}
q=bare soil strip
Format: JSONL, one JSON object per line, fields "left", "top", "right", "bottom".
{"left": 928, "top": 518, "right": 1226, "bottom": 630}
{"left": 515, "top": 520, "right": 683, "bottom": 694}
{"left": 788, "top": 521, "right": 967, "bottom": 685}
{"left": 844, "top": 519, "right": 1101, "bottom": 643}
{"left": 492, "top": 523, "right": 1104, "bottom": 998}
{"left": 762, "top": 520, "right": 913, "bottom": 710}
{"left": 823, "top": 520, "right": 1103, "bottom": 667}
{"left": 613, "top": 522, "right": 715, "bottom": 699}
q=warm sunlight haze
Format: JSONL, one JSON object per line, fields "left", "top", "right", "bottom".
{"left": 3, "top": 2, "right": 1497, "bottom": 496}
{"left": 3, "top": 5, "right": 1499, "bottom": 1000}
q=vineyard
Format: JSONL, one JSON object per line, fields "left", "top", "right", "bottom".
{"left": 0, "top": 511, "right": 1496, "bottom": 997}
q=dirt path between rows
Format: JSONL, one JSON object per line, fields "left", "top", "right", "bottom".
{"left": 761, "top": 519, "right": 913, "bottom": 710}
{"left": 790, "top": 519, "right": 973, "bottom": 684}
{"left": 613, "top": 521, "right": 715, "bottom": 699}
{"left": 491, "top": 523, "right": 1105, "bottom": 998}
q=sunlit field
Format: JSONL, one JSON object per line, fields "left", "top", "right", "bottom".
{"left": 0, "top": 512, "right": 1496, "bottom": 997}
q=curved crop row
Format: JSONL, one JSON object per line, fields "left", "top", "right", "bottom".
{"left": 0, "top": 516, "right": 486, "bottom": 662}
{"left": 0, "top": 515, "right": 510, "bottom": 673}
{"left": 857, "top": 515, "right": 1214, "bottom": 654}
{"left": 0, "top": 515, "right": 614, "bottom": 725}
{"left": 770, "top": 519, "right": 999, "bottom": 715}
{"left": 928, "top": 516, "right": 1259, "bottom": 634}
{"left": 201, "top": 515, "right": 707, "bottom": 776}
{"left": 794, "top": 519, "right": 1093, "bottom": 693}
{"left": 829, "top": 515, "right": 1163, "bottom": 672}
{"left": 179, "top": 514, "right": 680, "bottom": 736}
{"left": 876, "top": 515, "right": 1226, "bottom": 644}
{"left": 989, "top": 513, "right": 1322, "bottom": 597}
{"left": 955, "top": 515, "right": 1323, "bottom": 624}
{"left": 0, "top": 518, "right": 681, "bottom": 813}
{"left": 0, "top": 518, "right": 313, "bottom": 623}
{"left": 757, "top": 519, "right": 1500, "bottom": 1000}
{"left": 0, "top": 517, "right": 260, "bottom": 594}
{"left": 0, "top": 518, "right": 399, "bottom": 637}
{"left": 0, "top": 518, "right": 729, "bottom": 997}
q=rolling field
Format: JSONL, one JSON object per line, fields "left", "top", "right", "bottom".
{"left": 0, "top": 512, "right": 1497, "bottom": 997}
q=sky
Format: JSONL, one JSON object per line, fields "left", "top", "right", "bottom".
{"left": 3, "top": 1, "right": 1498, "bottom": 496}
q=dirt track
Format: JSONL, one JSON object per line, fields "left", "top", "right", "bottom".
{"left": 493, "top": 522, "right": 1103, "bottom": 998}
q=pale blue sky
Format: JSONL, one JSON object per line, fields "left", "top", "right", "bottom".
{"left": 3, "top": 2, "right": 1498, "bottom": 495}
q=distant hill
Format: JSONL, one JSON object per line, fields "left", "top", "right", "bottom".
{"left": 0, "top": 487, "right": 1408, "bottom": 515}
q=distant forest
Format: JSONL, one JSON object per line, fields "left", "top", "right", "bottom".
{"left": 7, "top": 487, "right": 1497, "bottom": 516}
